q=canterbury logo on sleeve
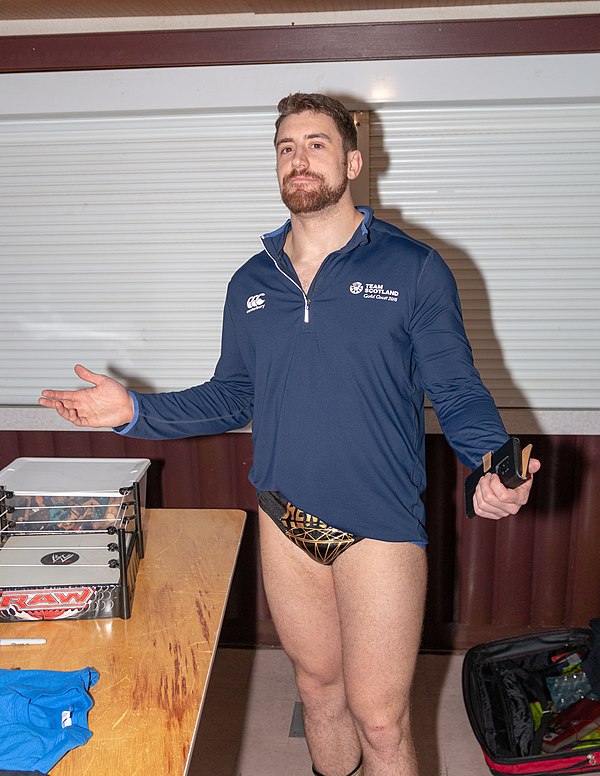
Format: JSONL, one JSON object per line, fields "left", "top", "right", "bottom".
{"left": 246, "top": 293, "right": 266, "bottom": 313}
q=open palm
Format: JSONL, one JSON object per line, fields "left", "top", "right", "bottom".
{"left": 38, "top": 364, "right": 134, "bottom": 428}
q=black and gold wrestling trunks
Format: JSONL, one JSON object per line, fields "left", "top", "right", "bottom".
{"left": 258, "top": 490, "right": 364, "bottom": 566}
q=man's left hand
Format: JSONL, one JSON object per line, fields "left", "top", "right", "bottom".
{"left": 472, "top": 458, "right": 541, "bottom": 520}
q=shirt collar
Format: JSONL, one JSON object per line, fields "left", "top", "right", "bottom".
{"left": 261, "top": 205, "right": 373, "bottom": 262}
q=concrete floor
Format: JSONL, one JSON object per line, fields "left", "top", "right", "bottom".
{"left": 189, "top": 648, "right": 494, "bottom": 776}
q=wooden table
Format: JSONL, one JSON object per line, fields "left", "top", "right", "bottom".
{"left": 0, "top": 508, "right": 246, "bottom": 776}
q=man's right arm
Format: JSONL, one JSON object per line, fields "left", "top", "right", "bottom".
{"left": 39, "top": 303, "right": 254, "bottom": 439}
{"left": 116, "top": 349, "right": 253, "bottom": 439}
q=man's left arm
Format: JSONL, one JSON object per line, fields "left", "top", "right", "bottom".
{"left": 409, "top": 249, "right": 540, "bottom": 519}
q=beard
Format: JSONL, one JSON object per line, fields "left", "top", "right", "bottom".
{"left": 281, "top": 170, "right": 348, "bottom": 214}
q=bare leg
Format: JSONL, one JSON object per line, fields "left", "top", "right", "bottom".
{"left": 333, "top": 539, "right": 427, "bottom": 776}
{"left": 258, "top": 508, "right": 426, "bottom": 775}
{"left": 258, "top": 508, "right": 362, "bottom": 776}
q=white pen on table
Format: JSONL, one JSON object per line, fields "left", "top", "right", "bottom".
{"left": 0, "top": 638, "right": 47, "bottom": 646}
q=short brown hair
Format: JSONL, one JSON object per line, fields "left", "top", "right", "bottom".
{"left": 275, "top": 93, "right": 357, "bottom": 154}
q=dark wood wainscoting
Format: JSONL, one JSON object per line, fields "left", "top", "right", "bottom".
{"left": 1, "top": 430, "right": 598, "bottom": 650}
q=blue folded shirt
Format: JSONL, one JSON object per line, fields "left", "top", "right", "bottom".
{"left": 0, "top": 667, "right": 99, "bottom": 773}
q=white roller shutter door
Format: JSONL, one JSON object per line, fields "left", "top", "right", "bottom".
{"left": 1, "top": 99, "right": 599, "bottom": 411}
{"left": 0, "top": 110, "right": 286, "bottom": 404}
{"left": 370, "top": 101, "right": 600, "bottom": 408}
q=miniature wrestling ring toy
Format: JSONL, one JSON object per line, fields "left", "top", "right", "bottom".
{"left": 0, "top": 457, "right": 150, "bottom": 622}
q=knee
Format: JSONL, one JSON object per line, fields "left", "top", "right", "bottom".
{"left": 352, "top": 706, "right": 411, "bottom": 754}
{"left": 294, "top": 664, "right": 346, "bottom": 709}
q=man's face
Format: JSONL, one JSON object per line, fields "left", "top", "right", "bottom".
{"left": 275, "top": 111, "right": 350, "bottom": 214}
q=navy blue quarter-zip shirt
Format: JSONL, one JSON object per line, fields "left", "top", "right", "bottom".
{"left": 117, "top": 207, "right": 508, "bottom": 542}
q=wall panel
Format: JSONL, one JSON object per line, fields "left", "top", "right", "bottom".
{"left": 1, "top": 16, "right": 600, "bottom": 73}
{"left": 2, "top": 430, "right": 597, "bottom": 650}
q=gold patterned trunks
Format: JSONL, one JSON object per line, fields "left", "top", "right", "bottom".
{"left": 258, "top": 490, "right": 364, "bottom": 566}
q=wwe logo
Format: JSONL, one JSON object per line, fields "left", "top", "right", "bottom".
{"left": 40, "top": 551, "right": 80, "bottom": 566}
{"left": 52, "top": 553, "right": 75, "bottom": 564}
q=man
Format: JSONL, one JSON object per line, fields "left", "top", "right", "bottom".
{"left": 39, "top": 93, "right": 540, "bottom": 776}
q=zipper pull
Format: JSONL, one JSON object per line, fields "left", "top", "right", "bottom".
{"left": 304, "top": 298, "right": 310, "bottom": 323}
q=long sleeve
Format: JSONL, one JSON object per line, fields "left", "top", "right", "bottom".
{"left": 115, "top": 302, "right": 254, "bottom": 440}
{"left": 409, "top": 249, "right": 508, "bottom": 468}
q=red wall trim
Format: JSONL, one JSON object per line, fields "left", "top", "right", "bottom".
{"left": 0, "top": 14, "right": 599, "bottom": 73}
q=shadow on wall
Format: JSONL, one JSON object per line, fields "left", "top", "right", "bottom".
{"left": 329, "top": 93, "right": 539, "bottom": 422}
{"left": 354, "top": 100, "right": 589, "bottom": 496}
{"left": 106, "top": 362, "right": 157, "bottom": 393}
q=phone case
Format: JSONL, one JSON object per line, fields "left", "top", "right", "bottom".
{"left": 465, "top": 437, "right": 532, "bottom": 519}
